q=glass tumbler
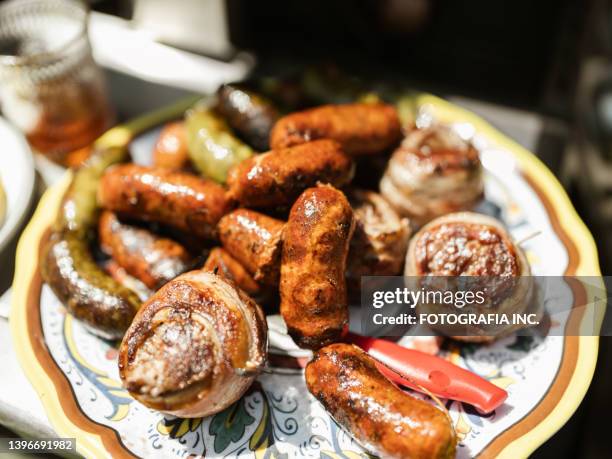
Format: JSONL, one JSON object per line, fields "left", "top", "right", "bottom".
{"left": 0, "top": 0, "right": 113, "bottom": 164}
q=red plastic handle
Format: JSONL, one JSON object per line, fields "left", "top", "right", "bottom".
{"left": 346, "top": 332, "right": 507, "bottom": 414}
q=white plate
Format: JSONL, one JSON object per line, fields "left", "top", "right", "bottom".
{"left": 0, "top": 117, "right": 35, "bottom": 253}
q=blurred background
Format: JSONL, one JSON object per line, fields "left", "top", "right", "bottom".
{"left": 0, "top": 0, "right": 611, "bottom": 457}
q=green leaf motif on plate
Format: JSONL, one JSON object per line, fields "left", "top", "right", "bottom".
{"left": 209, "top": 398, "right": 255, "bottom": 453}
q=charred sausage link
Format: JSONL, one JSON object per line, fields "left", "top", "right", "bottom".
{"left": 98, "top": 211, "right": 194, "bottom": 290}
{"left": 270, "top": 103, "right": 402, "bottom": 155}
{"left": 280, "top": 185, "right": 354, "bottom": 349}
{"left": 305, "top": 343, "right": 456, "bottom": 459}
{"left": 218, "top": 209, "right": 284, "bottom": 285}
{"left": 226, "top": 139, "right": 354, "bottom": 208}
{"left": 98, "top": 164, "right": 231, "bottom": 239}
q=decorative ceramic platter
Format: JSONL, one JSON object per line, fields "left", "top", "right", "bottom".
{"left": 10, "top": 94, "right": 602, "bottom": 459}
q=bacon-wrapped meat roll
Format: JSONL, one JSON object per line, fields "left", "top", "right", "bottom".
{"left": 405, "top": 212, "right": 537, "bottom": 342}
{"left": 306, "top": 343, "right": 456, "bottom": 459}
{"left": 380, "top": 125, "right": 484, "bottom": 226}
{"left": 118, "top": 271, "right": 267, "bottom": 417}
{"left": 346, "top": 189, "right": 411, "bottom": 293}
{"left": 270, "top": 103, "right": 402, "bottom": 155}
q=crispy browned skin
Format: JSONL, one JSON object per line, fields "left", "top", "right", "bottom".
{"left": 98, "top": 164, "right": 231, "bottom": 239}
{"left": 270, "top": 103, "right": 402, "bottom": 155}
{"left": 203, "top": 247, "right": 261, "bottom": 297}
{"left": 280, "top": 185, "right": 354, "bottom": 349}
{"left": 118, "top": 271, "right": 267, "bottom": 418}
{"left": 226, "top": 139, "right": 354, "bottom": 208}
{"left": 305, "top": 344, "right": 456, "bottom": 459}
{"left": 218, "top": 209, "right": 284, "bottom": 285}
{"left": 99, "top": 211, "right": 194, "bottom": 290}
{"left": 152, "top": 122, "right": 189, "bottom": 170}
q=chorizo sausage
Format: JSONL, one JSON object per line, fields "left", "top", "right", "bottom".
{"left": 218, "top": 209, "right": 284, "bottom": 285}
{"left": 98, "top": 164, "right": 231, "bottom": 239}
{"left": 118, "top": 270, "right": 267, "bottom": 418}
{"left": 42, "top": 98, "right": 198, "bottom": 339}
{"left": 99, "top": 211, "right": 194, "bottom": 290}
{"left": 226, "top": 139, "right": 354, "bottom": 208}
{"left": 152, "top": 122, "right": 189, "bottom": 170}
{"left": 216, "top": 83, "right": 280, "bottom": 151}
{"left": 270, "top": 103, "right": 402, "bottom": 155}
{"left": 305, "top": 343, "right": 456, "bottom": 459}
{"left": 202, "top": 247, "right": 261, "bottom": 298}
{"left": 280, "top": 185, "right": 354, "bottom": 349}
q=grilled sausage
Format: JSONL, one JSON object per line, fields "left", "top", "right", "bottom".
{"left": 270, "top": 103, "right": 402, "bottom": 155}
{"left": 152, "top": 122, "right": 189, "bottom": 170}
{"left": 43, "top": 230, "right": 142, "bottom": 340}
{"left": 202, "top": 247, "right": 261, "bottom": 298}
{"left": 226, "top": 139, "right": 354, "bottom": 208}
{"left": 280, "top": 185, "right": 354, "bottom": 349}
{"left": 118, "top": 270, "right": 267, "bottom": 418}
{"left": 98, "top": 164, "right": 231, "bottom": 240}
{"left": 305, "top": 343, "right": 456, "bottom": 459}
{"left": 99, "top": 211, "right": 194, "bottom": 290}
{"left": 216, "top": 83, "right": 280, "bottom": 151}
{"left": 218, "top": 209, "right": 284, "bottom": 285}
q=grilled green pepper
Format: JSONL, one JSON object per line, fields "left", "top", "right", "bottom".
{"left": 186, "top": 103, "right": 254, "bottom": 183}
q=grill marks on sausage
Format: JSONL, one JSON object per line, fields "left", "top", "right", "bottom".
{"left": 280, "top": 185, "right": 354, "bottom": 349}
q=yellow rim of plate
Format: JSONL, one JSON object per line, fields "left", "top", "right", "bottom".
{"left": 9, "top": 94, "right": 603, "bottom": 459}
